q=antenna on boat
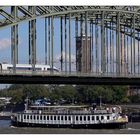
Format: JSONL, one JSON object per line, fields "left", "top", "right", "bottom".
{"left": 99, "top": 95, "right": 102, "bottom": 108}
{"left": 24, "top": 96, "right": 29, "bottom": 111}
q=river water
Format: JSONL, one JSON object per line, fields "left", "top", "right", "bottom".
{"left": 0, "top": 119, "right": 140, "bottom": 134}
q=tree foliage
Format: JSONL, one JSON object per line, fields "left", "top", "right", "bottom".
{"left": 0, "top": 84, "right": 131, "bottom": 105}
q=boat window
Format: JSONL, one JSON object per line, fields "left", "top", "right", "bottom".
{"left": 37, "top": 116, "right": 39, "bottom": 120}
{"left": 61, "top": 116, "right": 63, "bottom": 120}
{"left": 30, "top": 116, "right": 32, "bottom": 119}
{"left": 50, "top": 116, "right": 53, "bottom": 120}
{"left": 58, "top": 116, "right": 60, "bottom": 120}
{"left": 107, "top": 116, "right": 110, "bottom": 120}
{"left": 65, "top": 116, "right": 67, "bottom": 120}
{"left": 23, "top": 115, "right": 26, "bottom": 119}
{"left": 84, "top": 116, "right": 86, "bottom": 121}
{"left": 40, "top": 116, "right": 42, "bottom": 120}
{"left": 101, "top": 116, "right": 104, "bottom": 120}
{"left": 96, "top": 116, "right": 99, "bottom": 120}
{"left": 69, "top": 116, "right": 71, "bottom": 121}
{"left": 76, "top": 116, "right": 78, "bottom": 121}
{"left": 44, "top": 116, "right": 46, "bottom": 120}
{"left": 34, "top": 115, "right": 36, "bottom": 120}
{"left": 80, "top": 116, "right": 82, "bottom": 121}
{"left": 92, "top": 116, "right": 94, "bottom": 120}
{"left": 54, "top": 116, "right": 56, "bottom": 120}
{"left": 47, "top": 116, "right": 49, "bottom": 120}
{"left": 88, "top": 116, "right": 90, "bottom": 121}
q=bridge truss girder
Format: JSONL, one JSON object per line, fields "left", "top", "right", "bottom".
{"left": 1, "top": 6, "right": 140, "bottom": 80}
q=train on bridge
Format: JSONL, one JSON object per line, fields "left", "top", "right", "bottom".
{"left": 0, "top": 63, "right": 59, "bottom": 74}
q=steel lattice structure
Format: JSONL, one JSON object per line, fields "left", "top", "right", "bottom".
{"left": 0, "top": 6, "right": 140, "bottom": 84}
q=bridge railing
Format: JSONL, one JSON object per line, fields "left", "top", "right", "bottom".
{"left": 0, "top": 70, "right": 140, "bottom": 78}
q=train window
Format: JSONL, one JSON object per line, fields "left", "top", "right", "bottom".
{"left": 34, "top": 115, "right": 36, "bottom": 120}
{"left": 30, "top": 116, "right": 32, "bottom": 119}
{"left": 88, "top": 116, "right": 90, "bottom": 121}
{"left": 65, "top": 116, "right": 67, "bottom": 121}
{"left": 69, "top": 116, "right": 71, "bottom": 121}
{"left": 80, "top": 116, "right": 82, "bottom": 121}
{"left": 96, "top": 116, "right": 99, "bottom": 120}
{"left": 101, "top": 116, "right": 104, "bottom": 120}
{"left": 37, "top": 116, "right": 39, "bottom": 120}
{"left": 84, "top": 116, "right": 86, "bottom": 121}
{"left": 92, "top": 116, "right": 95, "bottom": 121}
{"left": 54, "top": 116, "right": 56, "bottom": 120}
{"left": 107, "top": 116, "right": 110, "bottom": 120}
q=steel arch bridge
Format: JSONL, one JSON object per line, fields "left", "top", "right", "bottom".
{"left": 0, "top": 6, "right": 140, "bottom": 85}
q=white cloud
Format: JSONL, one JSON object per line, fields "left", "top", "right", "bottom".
{"left": 0, "top": 38, "right": 11, "bottom": 50}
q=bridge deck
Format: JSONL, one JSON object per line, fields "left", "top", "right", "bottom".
{"left": 0, "top": 73, "right": 140, "bottom": 85}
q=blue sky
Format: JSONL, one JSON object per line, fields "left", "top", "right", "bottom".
{"left": 0, "top": 17, "right": 76, "bottom": 66}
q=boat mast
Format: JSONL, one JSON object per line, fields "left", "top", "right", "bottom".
{"left": 99, "top": 95, "right": 102, "bottom": 108}
{"left": 24, "top": 96, "right": 29, "bottom": 111}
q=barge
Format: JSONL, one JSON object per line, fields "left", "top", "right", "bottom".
{"left": 11, "top": 104, "right": 128, "bottom": 129}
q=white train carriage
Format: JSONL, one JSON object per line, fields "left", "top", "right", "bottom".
{"left": 0, "top": 63, "right": 59, "bottom": 74}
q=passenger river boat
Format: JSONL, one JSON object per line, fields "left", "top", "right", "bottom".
{"left": 11, "top": 103, "right": 128, "bottom": 129}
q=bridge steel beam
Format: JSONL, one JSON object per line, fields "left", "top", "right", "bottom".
{"left": 45, "top": 17, "right": 47, "bottom": 65}
{"left": 101, "top": 11, "right": 106, "bottom": 73}
{"left": 48, "top": 17, "right": 51, "bottom": 65}
{"left": 65, "top": 15, "right": 67, "bottom": 73}
{"left": 28, "top": 6, "right": 36, "bottom": 72}
{"left": 138, "top": 32, "right": 140, "bottom": 74}
{"left": 85, "top": 11, "right": 88, "bottom": 73}
{"left": 60, "top": 16, "right": 63, "bottom": 71}
{"left": 95, "top": 15, "right": 99, "bottom": 73}
{"left": 116, "top": 12, "right": 120, "bottom": 75}
{"left": 51, "top": 16, "right": 54, "bottom": 74}
{"left": 69, "top": 13, "right": 71, "bottom": 73}
{"left": 11, "top": 6, "right": 18, "bottom": 73}
{"left": 133, "top": 14, "right": 136, "bottom": 74}
{"left": 75, "top": 16, "right": 78, "bottom": 71}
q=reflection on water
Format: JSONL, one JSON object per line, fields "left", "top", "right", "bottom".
{"left": 0, "top": 119, "right": 140, "bottom": 134}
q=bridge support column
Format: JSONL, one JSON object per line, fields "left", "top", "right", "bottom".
{"left": 65, "top": 15, "right": 67, "bottom": 73}
{"left": 101, "top": 11, "right": 106, "bottom": 74}
{"left": 28, "top": 6, "right": 36, "bottom": 72}
{"left": 60, "top": 16, "right": 63, "bottom": 71}
{"left": 48, "top": 17, "right": 51, "bottom": 65}
{"left": 45, "top": 17, "right": 47, "bottom": 65}
{"left": 51, "top": 16, "right": 54, "bottom": 74}
{"left": 95, "top": 16, "right": 99, "bottom": 73}
{"left": 116, "top": 12, "right": 120, "bottom": 75}
{"left": 11, "top": 6, "right": 18, "bottom": 73}
{"left": 75, "top": 17, "right": 78, "bottom": 72}
{"left": 133, "top": 14, "right": 135, "bottom": 74}
{"left": 69, "top": 13, "right": 71, "bottom": 73}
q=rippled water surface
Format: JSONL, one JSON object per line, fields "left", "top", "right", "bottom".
{"left": 0, "top": 119, "right": 140, "bottom": 134}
